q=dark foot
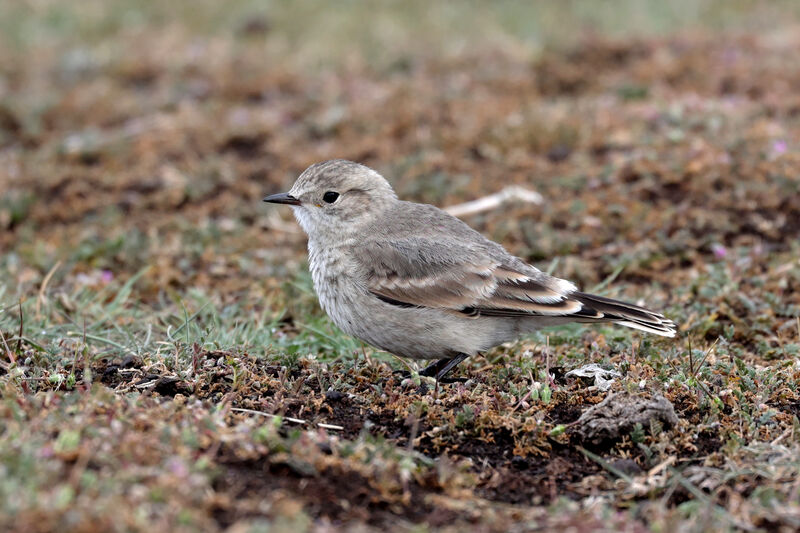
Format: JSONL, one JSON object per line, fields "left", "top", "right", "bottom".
{"left": 419, "top": 353, "right": 470, "bottom": 382}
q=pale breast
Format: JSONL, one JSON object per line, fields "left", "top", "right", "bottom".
{"left": 307, "top": 242, "right": 366, "bottom": 337}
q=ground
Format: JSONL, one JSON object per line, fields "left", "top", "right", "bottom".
{"left": 2, "top": 2, "right": 800, "bottom": 532}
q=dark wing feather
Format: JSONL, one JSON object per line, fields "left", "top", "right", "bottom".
{"left": 360, "top": 238, "right": 581, "bottom": 316}
{"left": 358, "top": 238, "right": 676, "bottom": 337}
{"left": 570, "top": 292, "right": 676, "bottom": 336}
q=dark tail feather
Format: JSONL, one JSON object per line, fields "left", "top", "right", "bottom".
{"left": 572, "top": 292, "right": 676, "bottom": 337}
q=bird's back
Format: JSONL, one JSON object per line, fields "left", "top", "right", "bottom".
{"left": 366, "top": 200, "right": 530, "bottom": 268}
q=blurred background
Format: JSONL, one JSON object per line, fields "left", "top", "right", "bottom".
{"left": 3, "top": 0, "right": 800, "bottom": 298}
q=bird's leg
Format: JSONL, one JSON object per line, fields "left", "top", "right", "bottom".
{"left": 419, "top": 353, "right": 470, "bottom": 383}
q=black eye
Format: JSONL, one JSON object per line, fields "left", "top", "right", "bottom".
{"left": 322, "top": 191, "right": 340, "bottom": 203}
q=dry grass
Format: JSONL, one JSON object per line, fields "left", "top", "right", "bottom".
{"left": 2, "top": 2, "right": 800, "bottom": 531}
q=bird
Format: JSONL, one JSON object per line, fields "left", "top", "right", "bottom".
{"left": 264, "top": 160, "right": 676, "bottom": 381}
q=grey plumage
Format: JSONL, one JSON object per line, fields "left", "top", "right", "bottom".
{"left": 264, "top": 160, "right": 675, "bottom": 376}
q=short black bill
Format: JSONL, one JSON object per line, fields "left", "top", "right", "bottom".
{"left": 262, "top": 192, "right": 301, "bottom": 205}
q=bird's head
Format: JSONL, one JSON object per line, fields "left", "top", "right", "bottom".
{"left": 263, "top": 159, "right": 397, "bottom": 239}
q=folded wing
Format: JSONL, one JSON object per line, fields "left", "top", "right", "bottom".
{"left": 359, "top": 238, "right": 675, "bottom": 337}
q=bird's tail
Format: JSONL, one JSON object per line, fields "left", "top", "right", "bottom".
{"left": 571, "top": 292, "right": 676, "bottom": 337}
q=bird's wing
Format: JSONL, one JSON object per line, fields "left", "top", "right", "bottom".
{"left": 357, "top": 237, "right": 676, "bottom": 337}
{"left": 357, "top": 237, "right": 583, "bottom": 315}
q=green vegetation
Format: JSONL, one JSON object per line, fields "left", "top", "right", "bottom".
{"left": 2, "top": 1, "right": 800, "bottom": 531}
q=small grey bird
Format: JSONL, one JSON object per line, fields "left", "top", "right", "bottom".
{"left": 264, "top": 160, "right": 675, "bottom": 380}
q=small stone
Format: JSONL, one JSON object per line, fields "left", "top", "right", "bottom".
{"left": 610, "top": 458, "right": 643, "bottom": 477}
{"left": 574, "top": 392, "right": 679, "bottom": 446}
{"left": 325, "top": 390, "right": 346, "bottom": 402}
{"left": 511, "top": 455, "right": 528, "bottom": 469}
{"left": 546, "top": 143, "right": 572, "bottom": 162}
